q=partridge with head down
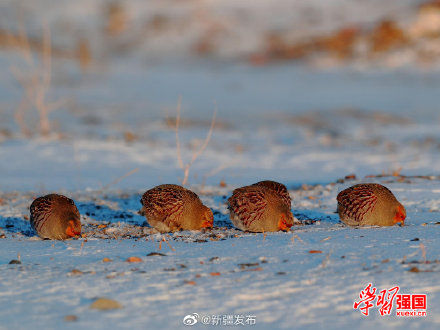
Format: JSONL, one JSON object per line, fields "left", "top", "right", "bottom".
{"left": 140, "top": 184, "right": 213, "bottom": 232}
{"left": 30, "top": 194, "right": 81, "bottom": 240}
{"left": 228, "top": 180, "right": 294, "bottom": 232}
{"left": 337, "top": 183, "right": 406, "bottom": 226}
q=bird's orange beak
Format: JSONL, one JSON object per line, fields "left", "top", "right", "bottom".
{"left": 278, "top": 214, "right": 293, "bottom": 231}
{"left": 202, "top": 220, "right": 213, "bottom": 228}
{"left": 66, "top": 220, "right": 81, "bottom": 237}
{"left": 201, "top": 210, "right": 213, "bottom": 229}
{"left": 393, "top": 206, "right": 406, "bottom": 226}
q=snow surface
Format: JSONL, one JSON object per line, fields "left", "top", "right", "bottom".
{"left": 1, "top": 177, "right": 440, "bottom": 329}
{"left": 1, "top": 49, "right": 440, "bottom": 330}
{"left": 1, "top": 1, "right": 440, "bottom": 329}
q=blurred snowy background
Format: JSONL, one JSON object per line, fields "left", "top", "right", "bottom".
{"left": 0, "top": 0, "right": 440, "bottom": 190}
{"left": 1, "top": 2, "right": 440, "bottom": 330}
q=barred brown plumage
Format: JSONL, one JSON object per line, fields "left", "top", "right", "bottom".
{"left": 337, "top": 183, "right": 406, "bottom": 226}
{"left": 252, "top": 180, "right": 291, "bottom": 209}
{"left": 228, "top": 180, "right": 294, "bottom": 232}
{"left": 140, "top": 184, "right": 213, "bottom": 232}
{"left": 30, "top": 194, "right": 81, "bottom": 240}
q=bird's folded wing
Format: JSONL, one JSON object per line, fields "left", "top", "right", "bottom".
{"left": 141, "top": 187, "right": 185, "bottom": 225}
{"left": 253, "top": 181, "right": 291, "bottom": 208}
{"left": 228, "top": 188, "right": 267, "bottom": 227}
{"left": 337, "top": 186, "right": 378, "bottom": 222}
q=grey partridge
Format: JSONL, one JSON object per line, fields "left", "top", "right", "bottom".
{"left": 140, "top": 184, "right": 213, "bottom": 232}
{"left": 30, "top": 194, "right": 81, "bottom": 240}
{"left": 228, "top": 180, "right": 294, "bottom": 232}
{"left": 337, "top": 183, "right": 406, "bottom": 226}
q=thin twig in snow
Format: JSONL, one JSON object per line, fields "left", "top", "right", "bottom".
{"left": 420, "top": 243, "right": 427, "bottom": 263}
{"left": 10, "top": 21, "right": 66, "bottom": 137}
{"left": 175, "top": 98, "right": 217, "bottom": 185}
{"left": 100, "top": 168, "right": 139, "bottom": 192}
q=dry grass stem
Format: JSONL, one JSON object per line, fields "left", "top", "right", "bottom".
{"left": 420, "top": 243, "right": 426, "bottom": 263}
{"left": 9, "top": 21, "right": 66, "bottom": 137}
{"left": 101, "top": 168, "right": 139, "bottom": 192}
{"left": 163, "top": 236, "right": 175, "bottom": 251}
{"left": 175, "top": 97, "right": 217, "bottom": 185}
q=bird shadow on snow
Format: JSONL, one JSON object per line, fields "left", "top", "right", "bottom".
{"left": 293, "top": 209, "right": 340, "bottom": 225}
{"left": 0, "top": 216, "right": 33, "bottom": 236}
{"left": 211, "top": 194, "right": 234, "bottom": 228}
{"left": 212, "top": 209, "right": 234, "bottom": 228}
{"left": 76, "top": 200, "right": 147, "bottom": 226}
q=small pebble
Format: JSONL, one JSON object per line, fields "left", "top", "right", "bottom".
{"left": 64, "top": 315, "right": 78, "bottom": 322}
{"left": 90, "top": 298, "right": 122, "bottom": 310}
{"left": 147, "top": 252, "right": 166, "bottom": 257}
{"left": 69, "top": 269, "right": 83, "bottom": 276}
{"left": 126, "top": 257, "right": 142, "bottom": 263}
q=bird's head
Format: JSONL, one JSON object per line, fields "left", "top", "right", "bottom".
{"left": 65, "top": 219, "right": 81, "bottom": 237}
{"left": 201, "top": 206, "right": 213, "bottom": 229}
{"left": 393, "top": 204, "right": 406, "bottom": 226}
{"left": 278, "top": 212, "right": 294, "bottom": 231}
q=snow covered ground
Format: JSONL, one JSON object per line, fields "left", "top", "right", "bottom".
{"left": 1, "top": 177, "right": 440, "bottom": 329}
{"left": 1, "top": 0, "right": 440, "bottom": 329}
{"left": 1, "top": 49, "right": 440, "bottom": 330}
